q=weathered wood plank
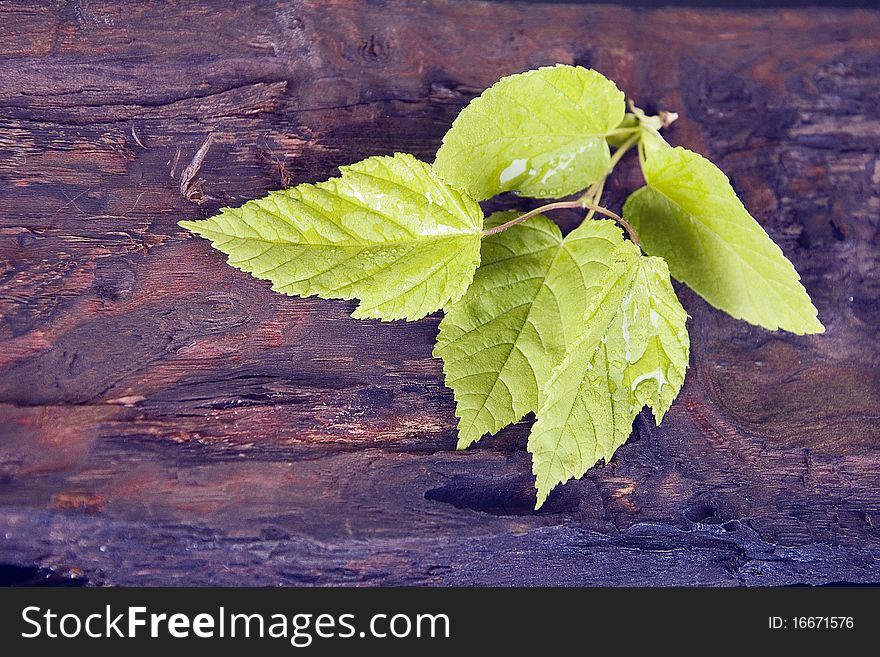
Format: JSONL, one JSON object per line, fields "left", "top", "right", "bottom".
{"left": 0, "top": 0, "right": 878, "bottom": 585}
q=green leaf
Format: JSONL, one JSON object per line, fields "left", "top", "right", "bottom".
{"left": 529, "top": 242, "right": 690, "bottom": 508}
{"left": 434, "top": 65, "right": 626, "bottom": 201}
{"left": 180, "top": 153, "right": 483, "bottom": 322}
{"left": 623, "top": 146, "right": 823, "bottom": 334}
{"left": 638, "top": 124, "right": 670, "bottom": 161}
{"left": 434, "top": 213, "right": 624, "bottom": 449}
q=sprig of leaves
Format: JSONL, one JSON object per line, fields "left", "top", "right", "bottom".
{"left": 181, "top": 65, "right": 823, "bottom": 508}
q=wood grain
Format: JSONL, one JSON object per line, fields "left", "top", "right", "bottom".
{"left": 0, "top": 0, "right": 878, "bottom": 586}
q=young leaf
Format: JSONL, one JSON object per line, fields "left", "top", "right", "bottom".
{"left": 180, "top": 153, "right": 483, "bottom": 322}
{"left": 434, "top": 65, "right": 625, "bottom": 201}
{"left": 434, "top": 213, "right": 623, "bottom": 449}
{"left": 529, "top": 242, "right": 690, "bottom": 509}
{"left": 623, "top": 146, "right": 823, "bottom": 334}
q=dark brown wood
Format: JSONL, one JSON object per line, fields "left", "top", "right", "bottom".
{"left": 0, "top": 0, "right": 878, "bottom": 586}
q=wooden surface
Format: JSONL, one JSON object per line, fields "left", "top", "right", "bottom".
{"left": 1, "top": 0, "right": 879, "bottom": 586}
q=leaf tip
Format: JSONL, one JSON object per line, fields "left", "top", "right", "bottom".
{"left": 534, "top": 487, "right": 549, "bottom": 511}
{"left": 806, "top": 316, "right": 826, "bottom": 335}
{"left": 455, "top": 427, "right": 481, "bottom": 451}
{"left": 532, "top": 467, "right": 555, "bottom": 510}
{"left": 779, "top": 312, "right": 825, "bottom": 335}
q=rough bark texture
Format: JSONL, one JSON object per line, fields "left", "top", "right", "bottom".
{"left": 0, "top": 0, "right": 878, "bottom": 586}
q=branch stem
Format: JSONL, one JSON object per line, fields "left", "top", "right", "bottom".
{"left": 480, "top": 132, "right": 643, "bottom": 244}
{"left": 578, "top": 132, "right": 638, "bottom": 220}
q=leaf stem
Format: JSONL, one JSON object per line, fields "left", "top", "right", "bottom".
{"left": 605, "top": 126, "right": 641, "bottom": 138}
{"left": 605, "top": 132, "right": 640, "bottom": 176}
{"left": 481, "top": 200, "right": 583, "bottom": 236}
{"left": 582, "top": 177, "right": 605, "bottom": 222}
{"left": 580, "top": 202, "right": 641, "bottom": 247}
{"left": 481, "top": 198, "right": 640, "bottom": 247}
